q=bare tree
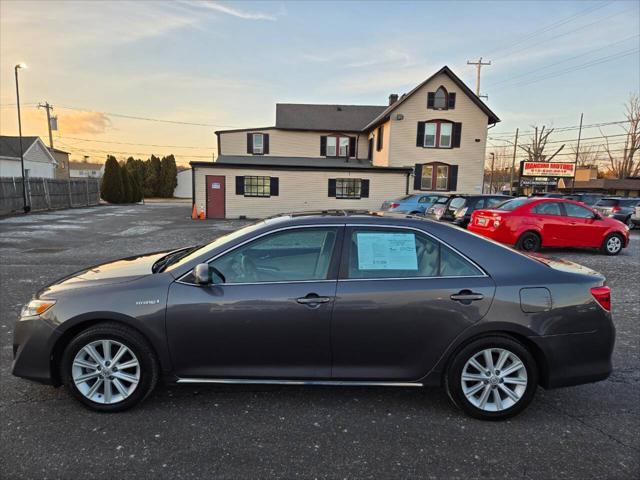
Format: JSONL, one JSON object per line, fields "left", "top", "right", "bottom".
{"left": 519, "top": 125, "right": 565, "bottom": 162}
{"left": 601, "top": 94, "right": 640, "bottom": 179}
{"left": 571, "top": 143, "right": 601, "bottom": 167}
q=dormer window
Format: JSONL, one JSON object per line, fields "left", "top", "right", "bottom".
{"left": 246, "top": 132, "right": 269, "bottom": 155}
{"left": 321, "top": 135, "right": 355, "bottom": 158}
{"left": 434, "top": 87, "right": 447, "bottom": 109}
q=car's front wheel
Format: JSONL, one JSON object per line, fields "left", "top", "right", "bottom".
{"left": 60, "top": 323, "right": 159, "bottom": 412}
{"left": 601, "top": 233, "right": 624, "bottom": 255}
{"left": 445, "top": 336, "right": 538, "bottom": 420}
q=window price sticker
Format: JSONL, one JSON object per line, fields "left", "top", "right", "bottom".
{"left": 356, "top": 232, "right": 418, "bottom": 270}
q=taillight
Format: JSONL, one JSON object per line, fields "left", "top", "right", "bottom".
{"left": 590, "top": 286, "right": 611, "bottom": 311}
{"left": 390, "top": 203, "right": 400, "bottom": 209}
{"left": 611, "top": 206, "right": 621, "bottom": 213}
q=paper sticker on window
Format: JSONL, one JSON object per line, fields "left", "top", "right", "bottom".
{"left": 212, "top": 182, "right": 221, "bottom": 189}
{"left": 356, "top": 232, "right": 418, "bottom": 270}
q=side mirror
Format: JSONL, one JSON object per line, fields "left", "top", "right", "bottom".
{"left": 592, "top": 213, "right": 601, "bottom": 220}
{"left": 193, "top": 264, "right": 211, "bottom": 285}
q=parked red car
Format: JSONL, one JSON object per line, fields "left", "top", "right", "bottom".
{"left": 468, "top": 197, "right": 630, "bottom": 255}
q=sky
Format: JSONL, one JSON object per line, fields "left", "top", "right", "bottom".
{"left": 0, "top": 0, "right": 638, "bottom": 167}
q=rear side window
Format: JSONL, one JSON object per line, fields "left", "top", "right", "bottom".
{"left": 485, "top": 197, "right": 506, "bottom": 208}
{"left": 435, "top": 197, "right": 449, "bottom": 204}
{"left": 533, "top": 202, "right": 562, "bottom": 216}
{"left": 596, "top": 199, "right": 618, "bottom": 207}
{"left": 346, "top": 228, "right": 482, "bottom": 279}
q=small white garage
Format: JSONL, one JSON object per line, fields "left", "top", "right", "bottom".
{"left": 191, "top": 157, "right": 411, "bottom": 219}
{"left": 173, "top": 169, "right": 192, "bottom": 198}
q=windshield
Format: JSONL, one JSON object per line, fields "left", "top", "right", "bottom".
{"left": 494, "top": 197, "right": 533, "bottom": 211}
{"left": 449, "top": 197, "right": 467, "bottom": 209}
{"left": 164, "top": 219, "right": 268, "bottom": 273}
{"left": 435, "top": 197, "right": 449, "bottom": 204}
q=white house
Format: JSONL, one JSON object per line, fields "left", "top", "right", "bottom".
{"left": 0, "top": 136, "right": 58, "bottom": 179}
{"left": 69, "top": 161, "right": 104, "bottom": 179}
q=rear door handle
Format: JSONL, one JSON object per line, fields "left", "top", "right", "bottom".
{"left": 450, "top": 290, "right": 484, "bottom": 303}
{"left": 296, "top": 295, "right": 332, "bottom": 305}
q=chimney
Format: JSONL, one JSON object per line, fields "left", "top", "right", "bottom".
{"left": 388, "top": 93, "right": 399, "bottom": 105}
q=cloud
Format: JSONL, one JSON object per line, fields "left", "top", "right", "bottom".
{"left": 178, "top": 1, "right": 277, "bottom": 21}
{"left": 53, "top": 111, "right": 111, "bottom": 135}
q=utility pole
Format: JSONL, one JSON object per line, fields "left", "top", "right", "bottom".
{"left": 467, "top": 57, "right": 491, "bottom": 99}
{"left": 489, "top": 152, "right": 495, "bottom": 194}
{"left": 14, "top": 63, "right": 30, "bottom": 213}
{"left": 570, "top": 113, "right": 583, "bottom": 194}
{"left": 509, "top": 128, "right": 519, "bottom": 196}
{"left": 38, "top": 102, "right": 55, "bottom": 149}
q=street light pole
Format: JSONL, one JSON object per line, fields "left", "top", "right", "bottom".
{"left": 14, "top": 63, "right": 29, "bottom": 213}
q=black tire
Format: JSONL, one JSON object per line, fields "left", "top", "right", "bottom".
{"left": 445, "top": 336, "right": 538, "bottom": 421}
{"left": 625, "top": 216, "right": 634, "bottom": 230}
{"left": 515, "top": 231, "right": 541, "bottom": 252}
{"left": 600, "top": 232, "right": 624, "bottom": 256}
{"left": 60, "top": 322, "right": 159, "bottom": 412}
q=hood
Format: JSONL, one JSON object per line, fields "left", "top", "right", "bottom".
{"left": 38, "top": 250, "right": 174, "bottom": 297}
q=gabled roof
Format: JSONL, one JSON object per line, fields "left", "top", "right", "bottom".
{"left": 363, "top": 66, "right": 501, "bottom": 131}
{"left": 0, "top": 135, "right": 40, "bottom": 158}
{"left": 275, "top": 104, "right": 386, "bottom": 132}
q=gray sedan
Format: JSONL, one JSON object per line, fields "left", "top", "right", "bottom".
{"left": 12, "top": 211, "right": 615, "bottom": 420}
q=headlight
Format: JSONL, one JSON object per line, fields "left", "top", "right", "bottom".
{"left": 20, "top": 299, "right": 56, "bottom": 318}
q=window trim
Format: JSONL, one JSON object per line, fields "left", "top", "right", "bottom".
{"left": 421, "top": 165, "right": 434, "bottom": 190}
{"left": 335, "top": 178, "right": 362, "bottom": 199}
{"left": 418, "top": 162, "right": 451, "bottom": 191}
{"left": 325, "top": 135, "right": 352, "bottom": 158}
{"left": 423, "top": 120, "right": 454, "bottom": 149}
{"left": 433, "top": 86, "right": 448, "bottom": 110}
{"left": 243, "top": 175, "right": 271, "bottom": 198}
{"left": 252, "top": 133, "right": 264, "bottom": 154}
{"left": 338, "top": 224, "right": 488, "bottom": 280}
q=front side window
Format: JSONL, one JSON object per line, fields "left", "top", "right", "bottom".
{"left": 533, "top": 202, "right": 562, "bottom": 216}
{"left": 436, "top": 165, "right": 449, "bottom": 190}
{"left": 244, "top": 176, "right": 270, "bottom": 197}
{"left": 421, "top": 165, "right": 434, "bottom": 189}
{"left": 347, "top": 228, "right": 482, "bottom": 279}
{"left": 434, "top": 87, "right": 447, "bottom": 109}
{"left": 564, "top": 203, "right": 594, "bottom": 218}
{"left": 210, "top": 228, "right": 339, "bottom": 284}
{"left": 424, "top": 121, "right": 453, "bottom": 148}
{"left": 336, "top": 178, "right": 361, "bottom": 199}
{"left": 252, "top": 134, "right": 264, "bottom": 154}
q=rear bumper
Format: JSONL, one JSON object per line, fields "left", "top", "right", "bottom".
{"left": 530, "top": 324, "right": 615, "bottom": 389}
{"left": 12, "top": 318, "right": 60, "bottom": 385}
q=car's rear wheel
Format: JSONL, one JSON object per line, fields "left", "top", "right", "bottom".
{"left": 516, "top": 231, "right": 541, "bottom": 252}
{"left": 445, "top": 336, "right": 538, "bottom": 420}
{"left": 601, "top": 233, "right": 623, "bottom": 255}
{"left": 60, "top": 323, "right": 159, "bottom": 412}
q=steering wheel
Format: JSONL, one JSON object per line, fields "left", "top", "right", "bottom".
{"left": 239, "top": 253, "right": 259, "bottom": 282}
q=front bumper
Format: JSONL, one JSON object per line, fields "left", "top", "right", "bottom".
{"left": 531, "top": 323, "right": 615, "bottom": 389}
{"left": 12, "top": 318, "right": 60, "bottom": 385}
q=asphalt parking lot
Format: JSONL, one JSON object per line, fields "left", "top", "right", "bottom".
{"left": 1, "top": 203, "right": 638, "bottom": 479}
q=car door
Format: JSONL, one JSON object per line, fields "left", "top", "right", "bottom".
{"left": 330, "top": 226, "right": 495, "bottom": 381}
{"left": 531, "top": 201, "right": 565, "bottom": 246}
{"left": 166, "top": 226, "right": 343, "bottom": 379}
{"left": 561, "top": 202, "right": 605, "bottom": 247}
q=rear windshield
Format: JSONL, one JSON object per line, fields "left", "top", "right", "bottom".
{"left": 395, "top": 195, "right": 415, "bottom": 201}
{"left": 449, "top": 197, "right": 467, "bottom": 209}
{"left": 494, "top": 197, "right": 533, "bottom": 211}
{"left": 435, "top": 197, "right": 449, "bottom": 204}
{"left": 595, "top": 199, "right": 619, "bottom": 207}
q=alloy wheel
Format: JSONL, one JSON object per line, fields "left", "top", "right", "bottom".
{"left": 72, "top": 339, "right": 140, "bottom": 404}
{"left": 461, "top": 348, "right": 527, "bottom": 412}
{"left": 606, "top": 236, "right": 622, "bottom": 254}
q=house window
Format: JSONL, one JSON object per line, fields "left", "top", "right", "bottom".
{"left": 336, "top": 178, "right": 362, "bottom": 199}
{"left": 252, "top": 134, "right": 264, "bottom": 154}
{"left": 421, "top": 165, "right": 434, "bottom": 190}
{"left": 424, "top": 121, "right": 453, "bottom": 148}
{"left": 436, "top": 165, "right": 449, "bottom": 190}
{"left": 434, "top": 87, "right": 447, "bottom": 109}
{"left": 326, "top": 136, "right": 351, "bottom": 157}
{"left": 244, "top": 176, "right": 270, "bottom": 197}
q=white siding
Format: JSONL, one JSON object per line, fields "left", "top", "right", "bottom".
{"left": 194, "top": 166, "right": 408, "bottom": 219}
{"left": 174, "top": 169, "right": 192, "bottom": 198}
{"left": 0, "top": 158, "right": 55, "bottom": 178}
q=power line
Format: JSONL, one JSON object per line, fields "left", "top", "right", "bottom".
{"left": 489, "top": 132, "right": 629, "bottom": 145}
{"left": 54, "top": 140, "right": 214, "bottom": 159}
{"left": 489, "top": 119, "right": 627, "bottom": 137}
{"left": 483, "top": 1, "right": 613, "bottom": 58}
{"left": 54, "top": 134, "right": 215, "bottom": 150}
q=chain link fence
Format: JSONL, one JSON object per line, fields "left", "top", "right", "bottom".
{"left": 0, "top": 177, "right": 100, "bottom": 216}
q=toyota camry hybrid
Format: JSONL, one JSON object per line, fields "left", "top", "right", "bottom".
{"left": 12, "top": 211, "right": 615, "bottom": 420}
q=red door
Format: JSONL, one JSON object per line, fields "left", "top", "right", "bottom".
{"left": 206, "top": 175, "right": 225, "bottom": 219}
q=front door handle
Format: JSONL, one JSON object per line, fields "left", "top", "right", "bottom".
{"left": 296, "top": 295, "right": 332, "bottom": 305}
{"left": 450, "top": 290, "right": 484, "bottom": 303}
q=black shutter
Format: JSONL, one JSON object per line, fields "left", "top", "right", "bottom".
{"left": 376, "top": 125, "right": 383, "bottom": 151}
{"left": 427, "top": 92, "right": 435, "bottom": 108}
{"left": 414, "top": 164, "right": 423, "bottom": 190}
{"left": 416, "top": 122, "right": 425, "bottom": 147}
{"left": 320, "top": 136, "right": 327, "bottom": 156}
{"left": 448, "top": 92, "right": 456, "bottom": 109}
{"left": 270, "top": 177, "right": 279, "bottom": 196}
{"left": 452, "top": 123, "right": 462, "bottom": 148}
{"left": 235, "top": 176, "right": 245, "bottom": 195}
{"left": 328, "top": 179, "right": 336, "bottom": 197}
{"left": 367, "top": 138, "right": 373, "bottom": 160}
{"left": 349, "top": 137, "right": 356, "bottom": 158}
{"left": 246, "top": 133, "right": 253, "bottom": 154}
{"left": 361, "top": 179, "right": 369, "bottom": 198}
{"left": 263, "top": 134, "right": 269, "bottom": 154}
{"left": 448, "top": 165, "right": 458, "bottom": 192}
